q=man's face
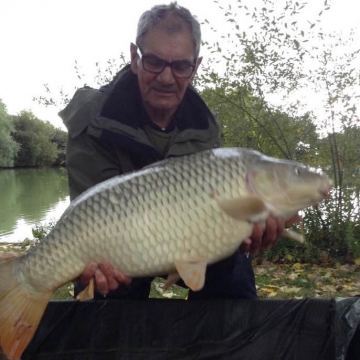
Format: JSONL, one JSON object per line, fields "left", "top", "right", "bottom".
{"left": 130, "top": 27, "right": 202, "bottom": 114}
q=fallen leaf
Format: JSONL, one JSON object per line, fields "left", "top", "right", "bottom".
{"left": 261, "top": 285, "right": 280, "bottom": 292}
{"left": 292, "top": 263, "right": 302, "bottom": 270}
{"left": 287, "top": 273, "right": 299, "bottom": 281}
{"left": 343, "top": 279, "right": 354, "bottom": 286}
{"left": 286, "top": 254, "right": 294, "bottom": 262}
{"left": 322, "top": 285, "right": 337, "bottom": 292}
{"left": 280, "top": 286, "right": 302, "bottom": 294}
{"left": 254, "top": 267, "right": 268, "bottom": 276}
{"left": 258, "top": 285, "right": 280, "bottom": 297}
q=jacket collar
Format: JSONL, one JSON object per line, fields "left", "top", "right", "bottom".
{"left": 100, "top": 65, "right": 212, "bottom": 132}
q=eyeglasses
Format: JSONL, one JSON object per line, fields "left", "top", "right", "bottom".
{"left": 137, "top": 47, "right": 196, "bottom": 79}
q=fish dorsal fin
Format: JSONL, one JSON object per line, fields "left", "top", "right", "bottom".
{"left": 215, "top": 194, "right": 268, "bottom": 223}
{"left": 174, "top": 260, "right": 207, "bottom": 291}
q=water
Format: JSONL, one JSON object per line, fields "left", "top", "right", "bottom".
{"left": 0, "top": 168, "right": 70, "bottom": 243}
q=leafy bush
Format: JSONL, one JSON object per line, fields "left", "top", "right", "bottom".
{"left": 32, "top": 220, "right": 57, "bottom": 243}
{"left": 261, "top": 235, "right": 321, "bottom": 265}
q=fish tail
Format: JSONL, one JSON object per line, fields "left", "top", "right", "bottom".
{"left": 0, "top": 256, "right": 51, "bottom": 360}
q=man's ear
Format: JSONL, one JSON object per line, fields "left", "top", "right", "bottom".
{"left": 190, "top": 56, "right": 203, "bottom": 82}
{"left": 195, "top": 56, "right": 203, "bottom": 70}
{"left": 130, "top": 43, "right": 139, "bottom": 74}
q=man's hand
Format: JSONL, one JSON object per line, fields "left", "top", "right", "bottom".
{"left": 240, "top": 214, "right": 302, "bottom": 254}
{"left": 80, "top": 261, "right": 132, "bottom": 296}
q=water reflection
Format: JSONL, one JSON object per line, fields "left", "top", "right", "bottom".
{"left": 0, "top": 168, "right": 70, "bottom": 243}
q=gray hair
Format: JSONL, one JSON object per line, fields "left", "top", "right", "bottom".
{"left": 136, "top": 2, "right": 201, "bottom": 58}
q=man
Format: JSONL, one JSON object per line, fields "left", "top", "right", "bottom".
{"left": 59, "top": 2, "right": 295, "bottom": 300}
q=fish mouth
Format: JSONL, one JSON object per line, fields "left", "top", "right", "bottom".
{"left": 319, "top": 188, "right": 330, "bottom": 199}
{"left": 318, "top": 180, "right": 332, "bottom": 199}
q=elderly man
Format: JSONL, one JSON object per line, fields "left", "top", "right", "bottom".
{"left": 60, "top": 2, "right": 295, "bottom": 300}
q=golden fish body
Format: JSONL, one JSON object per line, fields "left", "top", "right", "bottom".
{"left": 0, "top": 148, "right": 331, "bottom": 359}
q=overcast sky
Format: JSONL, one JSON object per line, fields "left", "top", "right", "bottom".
{"left": 1, "top": 0, "right": 359, "bottom": 131}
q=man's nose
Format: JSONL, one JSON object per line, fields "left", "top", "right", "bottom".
{"left": 156, "top": 65, "right": 176, "bottom": 84}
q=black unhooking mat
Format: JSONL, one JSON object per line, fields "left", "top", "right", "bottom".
{"left": 21, "top": 297, "right": 360, "bottom": 360}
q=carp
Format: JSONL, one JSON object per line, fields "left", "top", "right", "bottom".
{"left": 0, "top": 148, "right": 331, "bottom": 359}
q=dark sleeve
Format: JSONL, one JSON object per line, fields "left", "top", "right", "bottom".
{"left": 66, "top": 131, "right": 122, "bottom": 200}
{"left": 59, "top": 87, "right": 125, "bottom": 201}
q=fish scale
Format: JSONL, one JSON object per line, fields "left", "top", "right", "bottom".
{"left": 0, "top": 147, "right": 331, "bottom": 360}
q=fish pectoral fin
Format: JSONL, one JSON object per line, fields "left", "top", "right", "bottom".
{"left": 215, "top": 194, "right": 268, "bottom": 222}
{"left": 76, "top": 278, "right": 95, "bottom": 301}
{"left": 164, "top": 272, "right": 181, "bottom": 291}
{"left": 283, "top": 229, "right": 305, "bottom": 243}
{"left": 174, "top": 259, "right": 207, "bottom": 292}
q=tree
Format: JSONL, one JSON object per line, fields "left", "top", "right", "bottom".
{"left": 0, "top": 100, "right": 19, "bottom": 167}
{"left": 51, "top": 128, "right": 67, "bottom": 165}
{"left": 199, "top": 0, "right": 360, "bottom": 259}
{"left": 12, "top": 111, "right": 64, "bottom": 167}
{"left": 200, "top": 83, "right": 319, "bottom": 161}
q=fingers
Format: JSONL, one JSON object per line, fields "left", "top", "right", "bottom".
{"left": 249, "top": 223, "right": 264, "bottom": 254}
{"left": 247, "top": 213, "right": 298, "bottom": 255}
{"left": 274, "top": 216, "right": 285, "bottom": 240}
{"left": 114, "top": 270, "right": 132, "bottom": 285}
{"left": 239, "top": 238, "right": 252, "bottom": 253}
{"left": 95, "top": 267, "right": 109, "bottom": 295}
{"left": 80, "top": 261, "right": 132, "bottom": 296}
{"left": 262, "top": 216, "right": 286, "bottom": 252}
{"left": 98, "top": 261, "right": 120, "bottom": 291}
{"left": 80, "top": 261, "right": 98, "bottom": 285}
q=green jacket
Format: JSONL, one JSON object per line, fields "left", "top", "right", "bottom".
{"left": 59, "top": 65, "right": 221, "bottom": 200}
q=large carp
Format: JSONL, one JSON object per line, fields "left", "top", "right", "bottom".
{"left": 0, "top": 148, "right": 331, "bottom": 359}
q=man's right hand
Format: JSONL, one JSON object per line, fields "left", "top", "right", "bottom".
{"left": 80, "top": 261, "right": 132, "bottom": 296}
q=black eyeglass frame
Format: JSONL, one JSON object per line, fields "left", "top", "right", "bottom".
{"left": 136, "top": 46, "right": 197, "bottom": 79}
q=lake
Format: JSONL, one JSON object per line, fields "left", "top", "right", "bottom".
{"left": 0, "top": 168, "right": 70, "bottom": 243}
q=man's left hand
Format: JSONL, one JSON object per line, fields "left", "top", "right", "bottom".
{"left": 240, "top": 214, "right": 302, "bottom": 254}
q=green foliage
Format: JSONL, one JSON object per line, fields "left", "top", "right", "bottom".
{"left": 0, "top": 100, "right": 19, "bottom": 167}
{"left": 303, "top": 196, "right": 360, "bottom": 262}
{"left": 52, "top": 128, "right": 67, "bottom": 165}
{"left": 200, "top": 84, "right": 318, "bottom": 161}
{"left": 198, "top": 0, "right": 360, "bottom": 262}
{"left": 11, "top": 110, "right": 66, "bottom": 167}
{"left": 262, "top": 237, "right": 321, "bottom": 265}
{"left": 32, "top": 220, "right": 57, "bottom": 243}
